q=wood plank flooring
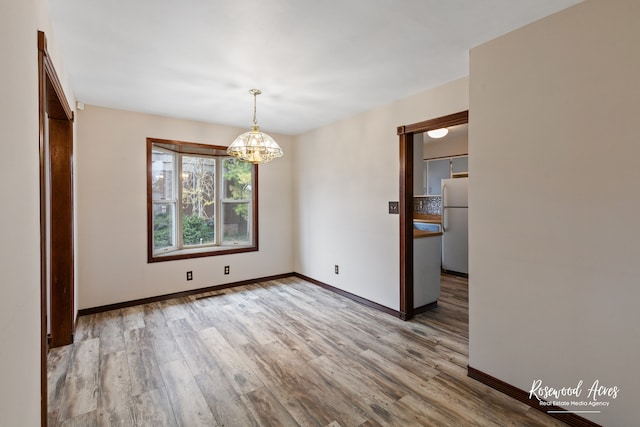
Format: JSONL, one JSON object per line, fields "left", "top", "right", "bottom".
{"left": 48, "top": 275, "right": 567, "bottom": 426}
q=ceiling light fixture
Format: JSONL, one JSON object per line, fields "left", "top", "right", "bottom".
{"left": 227, "top": 89, "right": 283, "bottom": 164}
{"left": 427, "top": 128, "right": 449, "bottom": 139}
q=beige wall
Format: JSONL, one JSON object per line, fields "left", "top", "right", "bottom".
{"left": 469, "top": 1, "right": 639, "bottom": 425}
{"left": 0, "top": 0, "right": 74, "bottom": 424}
{"left": 76, "top": 106, "right": 294, "bottom": 309}
{"left": 293, "top": 78, "right": 468, "bottom": 310}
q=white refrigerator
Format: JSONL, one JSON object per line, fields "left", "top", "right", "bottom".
{"left": 441, "top": 177, "right": 468, "bottom": 275}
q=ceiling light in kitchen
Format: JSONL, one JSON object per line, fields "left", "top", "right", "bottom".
{"left": 427, "top": 128, "right": 449, "bottom": 139}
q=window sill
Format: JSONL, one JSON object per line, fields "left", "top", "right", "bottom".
{"left": 149, "top": 243, "right": 257, "bottom": 263}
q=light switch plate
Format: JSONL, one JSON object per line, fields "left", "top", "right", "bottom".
{"left": 388, "top": 201, "right": 399, "bottom": 214}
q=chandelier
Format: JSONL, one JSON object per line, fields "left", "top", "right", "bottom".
{"left": 227, "top": 89, "right": 283, "bottom": 164}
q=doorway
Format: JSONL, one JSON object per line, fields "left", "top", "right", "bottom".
{"left": 38, "top": 30, "right": 75, "bottom": 426}
{"left": 397, "top": 110, "right": 468, "bottom": 320}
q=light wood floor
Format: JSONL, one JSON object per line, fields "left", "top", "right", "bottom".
{"left": 48, "top": 275, "right": 566, "bottom": 426}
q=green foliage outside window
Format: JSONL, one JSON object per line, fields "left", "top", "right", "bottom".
{"left": 153, "top": 212, "right": 172, "bottom": 249}
{"left": 224, "top": 158, "right": 252, "bottom": 219}
{"left": 182, "top": 214, "right": 215, "bottom": 245}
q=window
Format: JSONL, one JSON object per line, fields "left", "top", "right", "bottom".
{"left": 147, "top": 138, "right": 258, "bottom": 262}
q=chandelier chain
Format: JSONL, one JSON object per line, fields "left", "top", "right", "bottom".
{"left": 253, "top": 92, "right": 257, "bottom": 127}
{"left": 249, "top": 88, "right": 261, "bottom": 127}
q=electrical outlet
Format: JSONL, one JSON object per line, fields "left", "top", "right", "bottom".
{"left": 224, "top": 265, "right": 230, "bottom": 275}
{"left": 186, "top": 271, "right": 193, "bottom": 281}
{"left": 335, "top": 265, "right": 339, "bottom": 274}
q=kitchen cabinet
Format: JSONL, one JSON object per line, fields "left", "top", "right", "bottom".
{"left": 413, "top": 231, "right": 441, "bottom": 309}
{"left": 452, "top": 156, "right": 468, "bottom": 174}
{"left": 424, "top": 155, "right": 468, "bottom": 195}
{"left": 425, "top": 158, "right": 449, "bottom": 195}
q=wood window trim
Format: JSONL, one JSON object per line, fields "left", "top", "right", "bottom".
{"left": 146, "top": 138, "right": 259, "bottom": 263}
{"left": 397, "top": 110, "right": 468, "bottom": 320}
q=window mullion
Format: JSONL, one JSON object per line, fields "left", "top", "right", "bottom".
{"left": 177, "top": 153, "right": 183, "bottom": 250}
{"left": 216, "top": 157, "right": 222, "bottom": 246}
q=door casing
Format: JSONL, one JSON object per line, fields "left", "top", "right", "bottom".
{"left": 397, "top": 110, "right": 468, "bottom": 320}
{"left": 38, "top": 30, "right": 75, "bottom": 426}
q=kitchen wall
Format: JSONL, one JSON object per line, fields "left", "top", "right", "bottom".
{"left": 0, "top": 0, "right": 75, "bottom": 424}
{"left": 414, "top": 196, "right": 441, "bottom": 216}
{"left": 293, "top": 77, "right": 468, "bottom": 310}
{"left": 76, "top": 105, "right": 294, "bottom": 309}
{"left": 413, "top": 133, "right": 424, "bottom": 195}
{"left": 469, "top": 1, "right": 639, "bottom": 425}
{"left": 423, "top": 128, "right": 468, "bottom": 159}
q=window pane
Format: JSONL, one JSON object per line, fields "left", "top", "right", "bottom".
{"left": 223, "top": 158, "right": 252, "bottom": 200}
{"left": 181, "top": 156, "right": 216, "bottom": 246}
{"left": 222, "top": 202, "right": 250, "bottom": 243}
{"left": 152, "top": 150, "right": 175, "bottom": 200}
{"left": 153, "top": 203, "right": 175, "bottom": 250}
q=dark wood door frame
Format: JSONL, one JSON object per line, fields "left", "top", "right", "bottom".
{"left": 397, "top": 110, "right": 468, "bottom": 320}
{"left": 38, "top": 30, "right": 74, "bottom": 426}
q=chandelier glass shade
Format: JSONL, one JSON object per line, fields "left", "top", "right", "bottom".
{"left": 227, "top": 89, "right": 283, "bottom": 164}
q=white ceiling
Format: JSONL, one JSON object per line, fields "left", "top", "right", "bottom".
{"left": 49, "top": 0, "right": 582, "bottom": 135}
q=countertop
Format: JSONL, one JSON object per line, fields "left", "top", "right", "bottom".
{"left": 413, "top": 214, "right": 442, "bottom": 224}
{"left": 413, "top": 214, "right": 442, "bottom": 238}
{"left": 413, "top": 230, "right": 443, "bottom": 239}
